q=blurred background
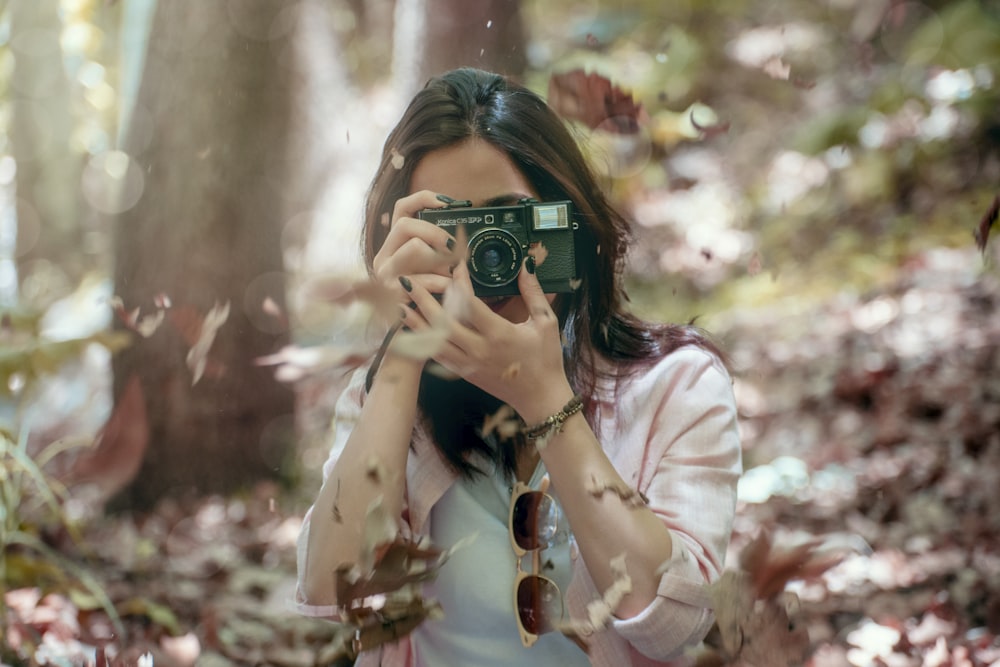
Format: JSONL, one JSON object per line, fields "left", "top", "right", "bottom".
{"left": 1, "top": 0, "right": 999, "bottom": 665}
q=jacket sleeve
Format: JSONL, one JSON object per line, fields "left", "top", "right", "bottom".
{"left": 609, "top": 347, "right": 742, "bottom": 660}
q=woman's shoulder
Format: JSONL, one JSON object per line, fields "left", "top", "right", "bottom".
{"left": 600, "top": 344, "right": 732, "bottom": 399}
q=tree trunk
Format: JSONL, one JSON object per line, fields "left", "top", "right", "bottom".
{"left": 393, "top": 0, "right": 526, "bottom": 99}
{"left": 110, "top": 0, "right": 297, "bottom": 510}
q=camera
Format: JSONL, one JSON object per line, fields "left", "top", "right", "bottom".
{"left": 418, "top": 198, "right": 579, "bottom": 297}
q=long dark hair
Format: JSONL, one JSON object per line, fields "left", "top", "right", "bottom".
{"left": 362, "top": 68, "right": 725, "bottom": 478}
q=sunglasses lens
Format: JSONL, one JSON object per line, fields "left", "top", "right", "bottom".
{"left": 517, "top": 575, "right": 561, "bottom": 635}
{"left": 512, "top": 491, "right": 558, "bottom": 551}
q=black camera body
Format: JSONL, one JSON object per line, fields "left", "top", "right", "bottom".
{"left": 418, "top": 199, "right": 578, "bottom": 297}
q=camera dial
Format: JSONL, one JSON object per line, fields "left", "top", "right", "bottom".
{"left": 467, "top": 228, "right": 522, "bottom": 287}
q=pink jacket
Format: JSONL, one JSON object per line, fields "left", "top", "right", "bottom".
{"left": 296, "top": 345, "right": 742, "bottom": 666}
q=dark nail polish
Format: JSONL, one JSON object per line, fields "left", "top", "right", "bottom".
{"left": 408, "top": 301, "right": 416, "bottom": 310}
{"left": 446, "top": 237, "right": 456, "bottom": 251}
{"left": 399, "top": 305, "right": 408, "bottom": 319}
{"left": 436, "top": 194, "right": 455, "bottom": 204}
{"left": 525, "top": 256, "right": 536, "bottom": 275}
{"left": 399, "top": 276, "right": 413, "bottom": 292}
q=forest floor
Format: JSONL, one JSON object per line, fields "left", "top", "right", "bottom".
{"left": 4, "top": 244, "right": 999, "bottom": 667}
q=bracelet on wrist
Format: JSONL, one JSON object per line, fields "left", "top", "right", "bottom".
{"left": 522, "top": 394, "right": 584, "bottom": 441}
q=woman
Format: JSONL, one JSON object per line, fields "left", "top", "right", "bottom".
{"left": 296, "top": 68, "right": 741, "bottom": 666}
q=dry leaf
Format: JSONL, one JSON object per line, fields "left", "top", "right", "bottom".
{"left": 330, "top": 501, "right": 470, "bottom": 658}
{"left": 528, "top": 243, "right": 549, "bottom": 267}
{"left": 547, "top": 69, "right": 646, "bottom": 133}
{"left": 481, "top": 404, "right": 519, "bottom": 441}
{"left": 390, "top": 148, "right": 405, "bottom": 170}
{"left": 558, "top": 553, "right": 632, "bottom": 649}
{"left": 974, "top": 194, "right": 999, "bottom": 254}
{"left": 61, "top": 374, "right": 148, "bottom": 505}
{"left": 255, "top": 344, "right": 373, "bottom": 382}
{"left": 186, "top": 300, "right": 230, "bottom": 385}
{"left": 586, "top": 475, "right": 649, "bottom": 508}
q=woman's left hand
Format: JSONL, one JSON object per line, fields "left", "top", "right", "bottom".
{"left": 400, "top": 258, "right": 575, "bottom": 421}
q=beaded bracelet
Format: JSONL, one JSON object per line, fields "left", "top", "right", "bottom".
{"left": 522, "top": 394, "right": 584, "bottom": 441}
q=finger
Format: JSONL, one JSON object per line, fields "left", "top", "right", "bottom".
{"left": 442, "top": 260, "right": 482, "bottom": 325}
{"left": 377, "top": 234, "right": 456, "bottom": 284}
{"left": 391, "top": 189, "right": 449, "bottom": 224}
{"left": 377, "top": 216, "right": 456, "bottom": 261}
{"left": 517, "top": 256, "right": 554, "bottom": 321}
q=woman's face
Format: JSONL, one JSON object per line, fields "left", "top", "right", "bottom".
{"left": 409, "top": 138, "right": 557, "bottom": 324}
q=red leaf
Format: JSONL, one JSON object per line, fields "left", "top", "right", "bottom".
{"left": 547, "top": 69, "right": 646, "bottom": 134}
{"left": 61, "top": 374, "right": 149, "bottom": 503}
{"left": 974, "top": 194, "right": 999, "bottom": 254}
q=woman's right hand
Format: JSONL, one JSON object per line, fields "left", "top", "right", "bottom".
{"left": 372, "top": 190, "right": 459, "bottom": 301}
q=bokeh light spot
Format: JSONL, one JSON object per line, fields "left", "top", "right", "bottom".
{"left": 81, "top": 150, "right": 144, "bottom": 215}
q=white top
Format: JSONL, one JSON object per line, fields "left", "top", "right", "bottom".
{"left": 411, "top": 460, "right": 588, "bottom": 666}
{"left": 296, "top": 346, "right": 743, "bottom": 666}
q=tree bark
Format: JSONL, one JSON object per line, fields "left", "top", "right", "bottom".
{"left": 393, "top": 0, "right": 526, "bottom": 99}
{"left": 110, "top": 0, "right": 297, "bottom": 510}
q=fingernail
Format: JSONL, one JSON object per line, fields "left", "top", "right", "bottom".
{"left": 436, "top": 193, "right": 455, "bottom": 204}
{"left": 399, "top": 276, "right": 413, "bottom": 292}
{"left": 408, "top": 301, "right": 416, "bottom": 310}
{"left": 446, "top": 237, "right": 456, "bottom": 251}
{"left": 525, "top": 256, "right": 536, "bottom": 275}
{"left": 399, "top": 305, "right": 408, "bottom": 319}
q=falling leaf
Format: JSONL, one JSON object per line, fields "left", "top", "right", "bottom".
{"left": 186, "top": 300, "right": 230, "bottom": 385}
{"left": 547, "top": 69, "right": 646, "bottom": 134}
{"left": 586, "top": 474, "right": 649, "bottom": 508}
{"left": 391, "top": 148, "right": 405, "bottom": 170}
{"left": 134, "top": 309, "right": 166, "bottom": 338}
{"left": 261, "top": 296, "right": 283, "bottom": 319}
{"left": 109, "top": 297, "right": 166, "bottom": 338}
{"left": 739, "top": 529, "right": 860, "bottom": 599}
{"left": 558, "top": 553, "right": 632, "bottom": 650}
{"left": 327, "top": 500, "right": 468, "bottom": 658}
{"left": 763, "top": 56, "right": 792, "bottom": 80}
{"left": 255, "top": 344, "right": 373, "bottom": 382}
{"left": 481, "top": 404, "right": 519, "bottom": 441}
{"left": 61, "top": 374, "right": 149, "bottom": 505}
{"left": 974, "top": 194, "right": 999, "bottom": 254}
{"left": 528, "top": 243, "right": 549, "bottom": 267}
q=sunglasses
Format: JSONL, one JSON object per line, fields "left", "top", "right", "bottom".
{"left": 508, "top": 479, "right": 565, "bottom": 647}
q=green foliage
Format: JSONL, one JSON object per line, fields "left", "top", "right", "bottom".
{"left": 0, "top": 426, "right": 126, "bottom": 644}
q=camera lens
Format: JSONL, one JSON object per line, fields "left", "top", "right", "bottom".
{"left": 467, "top": 229, "right": 522, "bottom": 287}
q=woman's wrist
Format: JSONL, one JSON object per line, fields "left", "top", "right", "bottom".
{"left": 511, "top": 381, "right": 577, "bottom": 426}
